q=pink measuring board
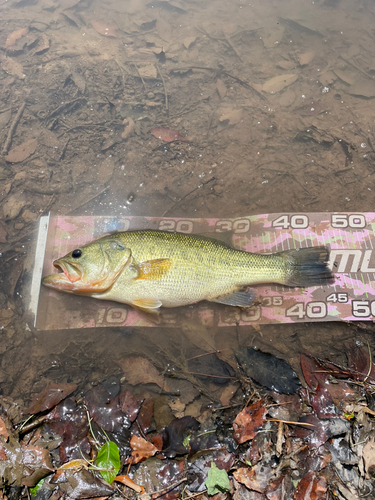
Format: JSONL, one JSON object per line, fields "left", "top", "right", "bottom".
{"left": 31, "top": 212, "right": 375, "bottom": 330}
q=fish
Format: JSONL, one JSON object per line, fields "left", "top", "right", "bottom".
{"left": 42, "top": 230, "right": 334, "bottom": 312}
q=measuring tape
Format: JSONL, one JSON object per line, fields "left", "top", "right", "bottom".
{"left": 30, "top": 212, "right": 375, "bottom": 330}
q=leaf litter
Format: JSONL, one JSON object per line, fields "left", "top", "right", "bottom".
{"left": 2, "top": 1, "right": 375, "bottom": 496}
{"left": 0, "top": 344, "right": 373, "bottom": 498}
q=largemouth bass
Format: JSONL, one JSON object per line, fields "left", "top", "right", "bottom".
{"left": 42, "top": 230, "right": 334, "bottom": 311}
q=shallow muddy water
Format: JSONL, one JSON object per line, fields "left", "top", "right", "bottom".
{"left": 1, "top": 0, "right": 375, "bottom": 416}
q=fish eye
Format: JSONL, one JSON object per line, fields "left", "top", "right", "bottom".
{"left": 72, "top": 249, "right": 82, "bottom": 258}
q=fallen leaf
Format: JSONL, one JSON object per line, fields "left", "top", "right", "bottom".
{"left": 347, "top": 343, "right": 375, "bottom": 382}
{"left": 96, "top": 441, "right": 121, "bottom": 484}
{"left": 138, "top": 64, "right": 157, "bottom": 79}
{"left": 233, "top": 400, "right": 267, "bottom": 444}
{"left": 25, "top": 382, "right": 77, "bottom": 414}
{"left": 132, "top": 398, "right": 154, "bottom": 436}
{"left": 91, "top": 19, "right": 117, "bottom": 37}
{"left": 188, "top": 449, "right": 235, "bottom": 493}
{"left": 5, "top": 139, "right": 37, "bottom": 163}
{"left": 183, "top": 36, "right": 196, "bottom": 49}
{"left": 1, "top": 57, "right": 25, "bottom": 79}
{"left": 0, "top": 221, "right": 8, "bottom": 243}
{"left": 348, "top": 80, "right": 375, "bottom": 99}
{"left": 121, "top": 117, "right": 135, "bottom": 140}
{"left": 0, "top": 418, "right": 9, "bottom": 440}
{"left": 151, "top": 126, "right": 189, "bottom": 143}
{"left": 119, "top": 390, "right": 140, "bottom": 422}
{"left": 216, "top": 79, "right": 227, "bottom": 98}
{"left": 298, "top": 51, "right": 315, "bottom": 66}
{"left": 300, "top": 354, "right": 339, "bottom": 418}
{"left": 53, "top": 468, "right": 114, "bottom": 499}
{"left": 362, "top": 437, "right": 375, "bottom": 478}
{"left": 294, "top": 471, "right": 327, "bottom": 499}
{"left": 205, "top": 462, "right": 231, "bottom": 495}
{"left": 233, "top": 464, "right": 273, "bottom": 493}
{"left": 33, "top": 34, "right": 50, "bottom": 55}
{"left": 219, "top": 383, "right": 239, "bottom": 406}
{"left": 2, "top": 193, "right": 28, "bottom": 220}
{"left": 262, "top": 74, "right": 298, "bottom": 94}
{"left": 218, "top": 108, "right": 243, "bottom": 126}
{"left": 236, "top": 348, "right": 301, "bottom": 394}
{"left": 84, "top": 386, "right": 124, "bottom": 433}
{"left": 162, "top": 416, "right": 200, "bottom": 457}
{"left": 116, "top": 356, "right": 167, "bottom": 389}
{"left": 114, "top": 475, "right": 145, "bottom": 493}
{"left": 5, "top": 27, "right": 29, "bottom": 50}
{"left": 21, "top": 444, "right": 54, "bottom": 487}
{"left": 127, "top": 435, "right": 158, "bottom": 464}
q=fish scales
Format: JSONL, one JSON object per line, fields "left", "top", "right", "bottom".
{"left": 103, "top": 231, "right": 286, "bottom": 306}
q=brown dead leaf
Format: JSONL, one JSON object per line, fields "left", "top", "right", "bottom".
{"left": 127, "top": 435, "right": 157, "bottom": 464}
{"left": 151, "top": 126, "right": 189, "bottom": 143}
{"left": 216, "top": 79, "right": 227, "bottom": 99}
{"left": 233, "top": 399, "right": 267, "bottom": 444}
{"left": 1, "top": 57, "right": 25, "bottom": 79}
{"left": 0, "top": 221, "right": 7, "bottom": 243}
{"left": 91, "top": 19, "right": 117, "bottom": 37}
{"left": 119, "top": 390, "right": 140, "bottom": 422}
{"left": 116, "top": 356, "right": 168, "bottom": 389}
{"left": 233, "top": 464, "right": 273, "bottom": 493}
{"left": 114, "top": 475, "right": 145, "bottom": 493}
{"left": 262, "top": 74, "right": 298, "bottom": 94}
{"left": 25, "top": 382, "right": 77, "bottom": 414}
{"left": 219, "top": 383, "right": 238, "bottom": 407}
{"left": 121, "top": 117, "right": 135, "bottom": 140}
{"left": 33, "top": 34, "right": 50, "bottom": 55}
{"left": 363, "top": 437, "right": 375, "bottom": 478}
{"left": 22, "top": 444, "right": 54, "bottom": 487}
{"left": 117, "top": 356, "right": 169, "bottom": 390}
{"left": 0, "top": 417, "right": 9, "bottom": 440}
{"left": 298, "top": 51, "right": 315, "bottom": 66}
{"left": 5, "top": 27, "right": 29, "bottom": 50}
{"left": 5, "top": 139, "right": 37, "bottom": 163}
{"left": 294, "top": 471, "right": 327, "bottom": 499}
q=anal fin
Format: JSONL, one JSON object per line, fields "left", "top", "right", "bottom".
{"left": 211, "top": 288, "right": 256, "bottom": 307}
{"left": 132, "top": 298, "right": 162, "bottom": 310}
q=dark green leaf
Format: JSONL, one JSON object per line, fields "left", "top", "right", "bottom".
{"left": 205, "top": 462, "right": 231, "bottom": 496}
{"left": 96, "top": 441, "right": 121, "bottom": 484}
{"left": 30, "top": 477, "right": 45, "bottom": 497}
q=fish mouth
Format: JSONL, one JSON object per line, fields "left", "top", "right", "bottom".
{"left": 42, "top": 259, "right": 83, "bottom": 291}
{"left": 53, "top": 259, "right": 82, "bottom": 283}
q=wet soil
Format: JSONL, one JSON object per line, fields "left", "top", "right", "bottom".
{"left": 2, "top": 0, "right": 375, "bottom": 497}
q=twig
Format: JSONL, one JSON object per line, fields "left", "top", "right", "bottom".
{"left": 155, "top": 63, "right": 169, "bottom": 112}
{"left": 133, "top": 63, "right": 146, "bottom": 90}
{"left": 169, "top": 66, "right": 268, "bottom": 103}
{"left": 268, "top": 418, "right": 315, "bottom": 427}
{"left": 2, "top": 102, "right": 26, "bottom": 154}
{"left": 186, "top": 349, "right": 229, "bottom": 361}
{"left": 223, "top": 31, "right": 242, "bottom": 61}
{"left": 187, "top": 371, "right": 236, "bottom": 380}
{"left": 152, "top": 477, "right": 187, "bottom": 499}
{"left": 162, "top": 176, "right": 215, "bottom": 216}
{"left": 67, "top": 186, "right": 110, "bottom": 214}
{"left": 59, "top": 138, "right": 70, "bottom": 160}
{"left": 364, "top": 341, "right": 373, "bottom": 382}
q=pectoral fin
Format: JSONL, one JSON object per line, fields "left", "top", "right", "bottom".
{"left": 135, "top": 259, "right": 172, "bottom": 280}
{"left": 132, "top": 298, "right": 163, "bottom": 310}
{"left": 211, "top": 288, "right": 256, "bottom": 307}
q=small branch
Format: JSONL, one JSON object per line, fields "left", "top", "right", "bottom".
{"left": 2, "top": 102, "right": 26, "bottom": 154}
{"left": 156, "top": 63, "right": 169, "bottom": 112}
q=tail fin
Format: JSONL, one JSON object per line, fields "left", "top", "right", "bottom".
{"left": 281, "top": 246, "right": 334, "bottom": 287}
